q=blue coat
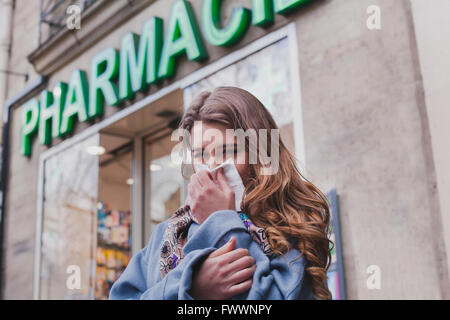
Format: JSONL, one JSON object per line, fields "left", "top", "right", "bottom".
{"left": 109, "top": 209, "right": 315, "bottom": 300}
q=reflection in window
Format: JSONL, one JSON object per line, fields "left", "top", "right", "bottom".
{"left": 40, "top": 134, "right": 99, "bottom": 300}
{"left": 95, "top": 142, "right": 133, "bottom": 299}
{"left": 145, "top": 134, "right": 183, "bottom": 244}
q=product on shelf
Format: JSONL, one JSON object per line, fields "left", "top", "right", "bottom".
{"left": 94, "top": 200, "right": 132, "bottom": 300}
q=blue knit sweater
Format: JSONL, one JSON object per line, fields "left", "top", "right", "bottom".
{"left": 109, "top": 209, "right": 315, "bottom": 300}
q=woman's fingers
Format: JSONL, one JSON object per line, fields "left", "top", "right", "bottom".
{"left": 188, "top": 173, "right": 205, "bottom": 202}
{"left": 228, "top": 278, "right": 253, "bottom": 297}
{"left": 224, "top": 255, "right": 255, "bottom": 276}
{"left": 227, "top": 264, "right": 256, "bottom": 285}
{"left": 190, "top": 173, "right": 204, "bottom": 190}
{"left": 197, "top": 170, "right": 216, "bottom": 190}
{"left": 188, "top": 179, "right": 199, "bottom": 200}
{"left": 220, "top": 248, "right": 250, "bottom": 264}
{"left": 209, "top": 237, "right": 236, "bottom": 258}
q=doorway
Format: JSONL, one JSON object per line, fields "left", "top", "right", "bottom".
{"left": 95, "top": 89, "right": 184, "bottom": 299}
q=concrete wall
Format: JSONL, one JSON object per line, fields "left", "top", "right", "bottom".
{"left": 1, "top": 0, "right": 449, "bottom": 299}
{"left": 294, "top": 0, "right": 449, "bottom": 299}
{"left": 2, "top": 0, "right": 43, "bottom": 300}
{"left": 410, "top": 0, "right": 450, "bottom": 295}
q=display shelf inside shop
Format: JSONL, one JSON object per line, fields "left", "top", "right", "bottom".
{"left": 95, "top": 200, "right": 132, "bottom": 300}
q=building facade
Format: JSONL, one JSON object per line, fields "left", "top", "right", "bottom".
{"left": 0, "top": 0, "right": 449, "bottom": 299}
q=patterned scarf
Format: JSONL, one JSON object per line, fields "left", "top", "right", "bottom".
{"left": 160, "top": 205, "right": 275, "bottom": 279}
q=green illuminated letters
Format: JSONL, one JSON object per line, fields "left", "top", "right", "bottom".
{"left": 20, "top": 99, "right": 40, "bottom": 156}
{"left": 60, "top": 70, "right": 90, "bottom": 135}
{"left": 201, "top": 0, "right": 251, "bottom": 46}
{"left": 251, "top": 0, "right": 274, "bottom": 26}
{"left": 18, "top": 0, "right": 313, "bottom": 156}
{"left": 274, "top": 0, "right": 311, "bottom": 14}
{"left": 89, "top": 47, "right": 119, "bottom": 118}
{"left": 119, "top": 17, "right": 164, "bottom": 100}
{"left": 158, "top": 0, "right": 208, "bottom": 79}
{"left": 39, "top": 82, "right": 68, "bottom": 145}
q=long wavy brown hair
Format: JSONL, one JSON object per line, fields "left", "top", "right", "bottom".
{"left": 179, "top": 86, "right": 333, "bottom": 300}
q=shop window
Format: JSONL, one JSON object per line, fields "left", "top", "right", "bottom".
{"left": 38, "top": 134, "right": 100, "bottom": 299}
{"left": 95, "top": 134, "right": 133, "bottom": 299}
{"left": 37, "top": 132, "right": 134, "bottom": 300}
{"left": 144, "top": 131, "right": 184, "bottom": 244}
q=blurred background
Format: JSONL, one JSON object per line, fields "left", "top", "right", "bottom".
{"left": 0, "top": 0, "right": 449, "bottom": 300}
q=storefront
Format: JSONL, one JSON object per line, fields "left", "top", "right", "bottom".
{"left": 3, "top": 0, "right": 331, "bottom": 300}
{"left": 33, "top": 24, "right": 312, "bottom": 300}
{"left": 2, "top": 0, "right": 450, "bottom": 300}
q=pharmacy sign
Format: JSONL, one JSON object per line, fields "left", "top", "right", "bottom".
{"left": 20, "top": 0, "right": 311, "bottom": 156}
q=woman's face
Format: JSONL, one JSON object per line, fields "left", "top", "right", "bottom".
{"left": 190, "top": 121, "right": 251, "bottom": 185}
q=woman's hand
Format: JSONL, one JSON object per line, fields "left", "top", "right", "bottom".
{"left": 190, "top": 237, "right": 256, "bottom": 300}
{"left": 187, "top": 168, "right": 235, "bottom": 224}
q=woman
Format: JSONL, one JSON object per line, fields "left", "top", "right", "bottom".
{"left": 109, "top": 86, "right": 333, "bottom": 300}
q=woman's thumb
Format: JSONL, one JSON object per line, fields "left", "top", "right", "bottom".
{"left": 209, "top": 236, "right": 236, "bottom": 258}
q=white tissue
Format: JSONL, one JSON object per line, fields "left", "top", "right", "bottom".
{"left": 193, "top": 158, "right": 245, "bottom": 212}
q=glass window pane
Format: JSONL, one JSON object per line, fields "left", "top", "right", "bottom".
{"left": 40, "top": 134, "right": 99, "bottom": 300}
{"left": 95, "top": 139, "right": 133, "bottom": 300}
{"left": 144, "top": 134, "right": 183, "bottom": 244}
{"left": 39, "top": 133, "right": 134, "bottom": 300}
